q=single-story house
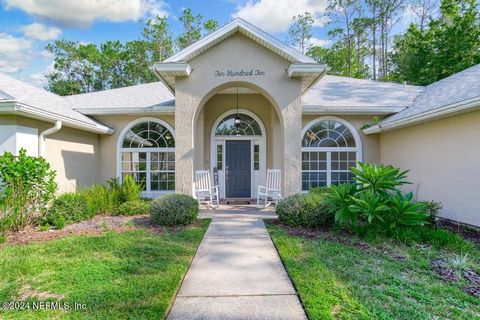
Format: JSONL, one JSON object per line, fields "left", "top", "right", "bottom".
{"left": 0, "top": 18, "right": 479, "bottom": 226}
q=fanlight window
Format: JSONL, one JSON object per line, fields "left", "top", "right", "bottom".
{"left": 302, "top": 120, "right": 356, "bottom": 148}
{"left": 302, "top": 119, "right": 359, "bottom": 191}
{"left": 123, "top": 121, "right": 174, "bottom": 148}
{"left": 120, "top": 120, "right": 175, "bottom": 193}
{"left": 215, "top": 114, "right": 262, "bottom": 136}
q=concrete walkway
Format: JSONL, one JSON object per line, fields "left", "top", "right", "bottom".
{"left": 167, "top": 205, "right": 307, "bottom": 320}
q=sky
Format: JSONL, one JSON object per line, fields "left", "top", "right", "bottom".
{"left": 0, "top": 0, "right": 416, "bottom": 87}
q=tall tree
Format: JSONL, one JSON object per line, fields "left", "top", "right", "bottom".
{"left": 391, "top": 0, "right": 480, "bottom": 85}
{"left": 410, "top": 0, "right": 440, "bottom": 30}
{"left": 327, "top": 0, "right": 361, "bottom": 77}
{"left": 143, "top": 15, "right": 174, "bottom": 62}
{"left": 177, "top": 9, "right": 218, "bottom": 50}
{"left": 286, "top": 12, "right": 315, "bottom": 54}
{"left": 365, "top": 0, "right": 380, "bottom": 80}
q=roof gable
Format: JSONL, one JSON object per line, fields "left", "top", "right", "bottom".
{"left": 164, "top": 18, "right": 315, "bottom": 64}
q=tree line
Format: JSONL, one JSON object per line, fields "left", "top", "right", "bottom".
{"left": 46, "top": 9, "right": 218, "bottom": 95}
{"left": 295, "top": 0, "right": 479, "bottom": 85}
{"left": 46, "top": 0, "right": 479, "bottom": 96}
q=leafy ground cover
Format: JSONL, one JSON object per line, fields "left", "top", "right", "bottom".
{"left": 267, "top": 222, "right": 480, "bottom": 320}
{"left": 0, "top": 218, "right": 210, "bottom": 319}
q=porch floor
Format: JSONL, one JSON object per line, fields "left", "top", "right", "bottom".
{"left": 167, "top": 205, "right": 307, "bottom": 320}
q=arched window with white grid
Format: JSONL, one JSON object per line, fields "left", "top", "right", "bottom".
{"left": 301, "top": 117, "right": 361, "bottom": 191}
{"left": 119, "top": 119, "right": 175, "bottom": 193}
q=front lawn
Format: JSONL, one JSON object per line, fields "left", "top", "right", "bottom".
{"left": 0, "top": 219, "right": 210, "bottom": 319}
{"left": 268, "top": 223, "right": 479, "bottom": 320}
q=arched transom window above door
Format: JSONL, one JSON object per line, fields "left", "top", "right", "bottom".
{"left": 215, "top": 114, "right": 262, "bottom": 136}
{"left": 301, "top": 118, "right": 361, "bottom": 191}
{"left": 119, "top": 119, "right": 175, "bottom": 194}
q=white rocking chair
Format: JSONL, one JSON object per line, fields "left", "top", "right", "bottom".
{"left": 195, "top": 170, "right": 220, "bottom": 208}
{"left": 257, "top": 169, "right": 282, "bottom": 207}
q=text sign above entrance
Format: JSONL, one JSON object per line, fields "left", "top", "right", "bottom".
{"left": 214, "top": 69, "right": 265, "bottom": 77}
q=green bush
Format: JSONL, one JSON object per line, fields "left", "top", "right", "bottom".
{"left": 108, "top": 175, "right": 144, "bottom": 203}
{"left": 116, "top": 200, "right": 151, "bottom": 216}
{"left": 421, "top": 200, "right": 442, "bottom": 225}
{"left": 80, "top": 184, "right": 118, "bottom": 216}
{"left": 276, "top": 192, "right": 334, "bottom": 228}
{"left": 325, "top": 163, "right": 429, "bottom": 237}
{"left": 0, "top": 149, "right": 57, "bottom": 232}
{"left": 42, "top": 193, "right": 91, "bottom": 229}
{"left": 351, "top": 162, "right": 410, "bottom": 197}
{"left": 150, "top": 194, "right": 199, "bottom": 226}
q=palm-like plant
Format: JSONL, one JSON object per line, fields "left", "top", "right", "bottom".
{"left": 325, "top": 183, "right": 358, "bottom": 227}
{"left": 351, "top": 162, "right": 410, "bottom": 197}
{"left": 349, "top": 191, "right": 390, "bottom": 224}
{"left": 385, "top": 192, "right": 429, "bottom": 231}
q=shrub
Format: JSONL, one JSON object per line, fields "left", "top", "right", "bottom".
{"left": 324, "top": 183, "right": 358, "bottom": 227}
{"left": 150, "top": 194, "right": 198, "bottom": 226}
{"left": 80, "top": 184, "right": 117, "bottom": 216}
{"left": 42, "top": 193, "right": 91, "bottom": 229}
{"left": 351, "top": 162, "right": 409, "bottom": 197}
{"left": 276, "top": 192, "right": 334, "bottom": 228}
{"left": 385, "top": 192, "right": 429, "bottom": 233}
{"left": 116, "top": 200, "right": 151, "bottom": 216}
{"left": 0, "top": 149, "right": 57, "bottom": 231}
{"left": 108, "top": 176, "right": 143, "bottom": 204}
{"left": 325, "top": 163, "right": 429, "bottom": 238}
{"left": 422, "top": 200, "right": 442, "bottom": 225}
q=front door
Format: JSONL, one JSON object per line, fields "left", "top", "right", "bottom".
{"left": 225, "top": 140, "right": 251, "bottom": 198}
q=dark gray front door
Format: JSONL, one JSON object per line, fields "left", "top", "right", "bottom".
{"left": 226, "top": 140, "right": 251, "bottom": 198}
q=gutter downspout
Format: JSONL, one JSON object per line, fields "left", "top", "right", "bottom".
{"left": 39, "top": 120, "right": 62, "bottom": 157}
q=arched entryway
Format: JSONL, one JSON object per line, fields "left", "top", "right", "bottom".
{"left": 210, "top": 109, "right": 266, "bottom": 198}
{"left": 192, "top": 83, "right": 283, "bottom": 200}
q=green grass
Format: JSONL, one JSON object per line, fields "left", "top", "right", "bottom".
{"left": 267, "top": 223, "right": 480, "bottom": 320}
{"left": 0, "top": 219, "right": 210, "bottom": 319}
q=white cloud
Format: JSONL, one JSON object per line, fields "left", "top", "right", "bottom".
{"left": 27, "top": 62, "right": 55, "bottom": 88}
{"left": 21, "top": 23, "right": 62, "bottom": 40}
{"left": 310, "top": 37, "right": 331, "bottom": 48}
{"left": 4, "top": 0, "right": 168, "bottom": 27}
{"left": 232, "top": 0, "right": 329, "bottom": 33}
{"left": 0, "top": 33, "right": 34, "bottom": 73}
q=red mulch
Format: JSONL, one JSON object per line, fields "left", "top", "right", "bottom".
{"left": 2, "top": 215, "right": 162, "bottom": 247}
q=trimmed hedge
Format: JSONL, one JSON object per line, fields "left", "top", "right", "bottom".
{"left": 150, "top": 194, "right": 199, "bottom": 226}
{"left": 276, "top": 192, "right": 334, "bottom": 228}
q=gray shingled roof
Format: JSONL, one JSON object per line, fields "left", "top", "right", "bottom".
{"left": 303, "top": 75, "right": 423, "bottom": 111}
{"left": 380, "top": 64, "right": 480, "bottom": 125}
{"left": 65, "top": 82, "right": 174, "bottom": 113}
{"left": 0, "top": 73, "right": 111, "bottom": 133}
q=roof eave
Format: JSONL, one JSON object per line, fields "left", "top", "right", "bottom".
{"left": 0, "top": 102, "right": 114, "bottom": 134}
{"left": 363, "top": 96, "right": 480, "bottom": 134}
{"left": 150, "top": 63, "right": 191, "bottom": 93}
{"left": 76, "top": 106, "right": 175, "bottom": 115}
{"left": 303, "top": 105, "right": 406, "bottom": 115}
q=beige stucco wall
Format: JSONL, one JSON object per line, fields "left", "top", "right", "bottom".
{"left": 175, "top": 32, "right": 303, "bottom": 196}
{"left": 302, "top": 115, "right": 381, "bottom": 164}
{"left": 92, "top": 115, "right": 175, "bottom": 184}
{"left": 198, "top": 93, "right": 281, "bottom": 169}
{"left": 3, "top": 116, "right": 100, "bottom": 193}
{"left": 379, "top": 110, "right": 480, "bottom": 226}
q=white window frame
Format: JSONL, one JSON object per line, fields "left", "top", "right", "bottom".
{"left": 301, "top": 116, "right": 362, "bottom": 190}
{"left": 116, "top": 117, "right": 175, "bottom": 198}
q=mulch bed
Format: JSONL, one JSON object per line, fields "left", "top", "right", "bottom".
{"left": 3, "top": 215, "right": 162, "bottom": 246}
{"left": 436, "top": 220, "right": 480, "bottom": 245}
{"left": 430, "top": 258, "right": 480, "bottom": 297}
